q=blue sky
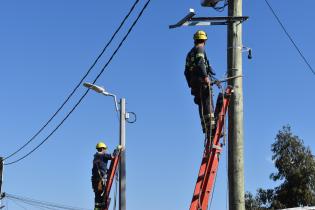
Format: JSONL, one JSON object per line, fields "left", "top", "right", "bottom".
{"left": 0, "top": 0, "right": 314, "bottom": 209}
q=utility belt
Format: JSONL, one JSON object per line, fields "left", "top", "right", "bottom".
{"left": 188, "top": 64, "right": 213, "bottom": 75}
{"left": 189, "top": 75, "right": 212, "bottom": 88}
{"left": 92, "top": 169, "right": 107, "bottom": 193}
{"left": 97, "top": 177, "right": 106, "bottom": 192}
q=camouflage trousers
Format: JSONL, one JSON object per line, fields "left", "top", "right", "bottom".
{"left": 93, "top": 179, "right": 106, "bottom": 210}
{"left": 192, "top": 84, "right": 215, "bottom": 137}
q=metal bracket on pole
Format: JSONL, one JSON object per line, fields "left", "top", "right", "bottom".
{"left": 169, "top": 8, "right": 248, "bottom": 29}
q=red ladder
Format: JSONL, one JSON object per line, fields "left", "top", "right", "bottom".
{"left": 189, "top": 86, "right": 233, "bottom": 210}
{"left": 103, "top": 150, "right": 121, "bottom": 210}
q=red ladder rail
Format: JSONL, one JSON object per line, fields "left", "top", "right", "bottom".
{"left": 189, "top": 86, "right": 233, "bottom": 210}
{"left": 103, "top": 150, "right": 121, "bottom": 210}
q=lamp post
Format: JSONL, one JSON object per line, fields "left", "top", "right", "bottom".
{"left": 84, "top": 82, "right": 127, "bottom": 210}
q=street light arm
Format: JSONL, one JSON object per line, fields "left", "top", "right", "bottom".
{"left": 102, "top": 92, "right": 119, "bottom": 112}
{"left": 83, "top": 82, "right": 119, "bottom": 112}
{"left": 112, "top": 95, "right": 119, "bottom": 113}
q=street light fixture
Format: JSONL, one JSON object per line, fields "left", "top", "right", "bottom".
{"left": 83, "top": 82, "right": 118, "bottom": 112}
{"left": 83, "top": 82, "right": 127, "bottom": 210}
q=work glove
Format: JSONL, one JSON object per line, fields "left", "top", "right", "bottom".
{"left": 113, "top": 145, "right": 122, "bottom": 157}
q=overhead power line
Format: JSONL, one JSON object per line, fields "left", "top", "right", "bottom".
{"left": 5, "top": 193, "right": 91, "bottom": 210}
{"left": 6, "top": 198, "right": 30, "bottom": 210}
{"left": 264, "top": 0, "right": 315, "bottom": 75}
{"left": 3, "top": 0, "right": 141, "bottom": 161}
{"left": 4, "top": 0, "right": 152, "bottom": 166}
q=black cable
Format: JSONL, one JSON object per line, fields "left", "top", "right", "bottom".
{"left": 4, "top": 90, "right": 89, "bottom": 166}
{"left": 3, "top": 0, "right": 141, "bottom": 161}
{"left": 214, "top": 0, "right": 228, "bottom": 12}
{"left": 6, "top": 198, "right": 28, "bottom": 210}
{"left": 91, "top": 0, "right": 152, "bottom": 83}
{"left": 126, "top": 112, "right": 137, "bottom": 123}
{"left": 264, "top": 0, "right": 315, "bottom": 75}
{"left": 6, "top": 193, "right": 90, "bottom": 210}
{"left": 4, "top": 0, "right": 152, "bottom": 166}
{"left": 7, "top": 197, "right": 55, "bottom": 210}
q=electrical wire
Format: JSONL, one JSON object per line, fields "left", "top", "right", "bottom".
{"left": 4, "top": 89, "right": 89, "bottom": 165}
{"left": 5, "top": 193, "right": 90, "bottom": 210}
{"left": 6, "top": 198, "right": 28, "bottom": 210}
{"left": 8, "top": 197, "right": 54, "bottom": 210}
{"left": 8, "top": 199, "right": 69, "bottom": 210}
{"left": 207, "top": 84, "right": 225, "bottom": 210}
{"left": 7, "top": 197, "right": 54, "bottom": 210}
{"left": 225, "top": 139, "right": 229, "bottom": 210}
{"left": 126, "top": 112, "right": 137, "bottom": 124}
{"left": 214, "top": 0, "right": 228, "bottom": 12}
{"left": 7, "top": 198, "right": 57, "bottom": 210}
{"left": 6, "top": 196, "right": 8, "bottom": 210}
{"left": 223, "top": 82, "right": 229, "bottom": 210}
{"left": 4, "top": 0, "right": 152, "bottom": 166}
{"left": 264, "top": 0, "right": 315, "bottom": 75}
{"left": 3, "top": 0, "right": 141, "bottom": 161}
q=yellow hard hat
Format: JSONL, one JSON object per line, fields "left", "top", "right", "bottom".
{"left": 96, "top": 141, "right": 107, "bottom": 150}
{"left": 193, "top": 30, "right": 208, "bottom": 40}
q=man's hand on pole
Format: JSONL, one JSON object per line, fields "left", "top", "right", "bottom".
{"left": 113, "top": 145, "right": 122, "bottom": 157}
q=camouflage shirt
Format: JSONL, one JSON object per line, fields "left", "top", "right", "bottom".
{"left": 184, "top": 46, "right": 215, "bottom": 88}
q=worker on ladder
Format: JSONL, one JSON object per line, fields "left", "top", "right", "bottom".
{"left": 91, "top": 141, "right": 121, "bottom": 210}
{"left": 184, "top": 30, "right": 217, "bottom": 139}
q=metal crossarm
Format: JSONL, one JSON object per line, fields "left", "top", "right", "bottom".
{"left": 103, "top": 151, "right": 121, "bottom": 210}
{"left": 169, "top": 9, "right": 248, "bottom": 29}
{"left": 189, "top": 86, "right": 233, "bottom": 210}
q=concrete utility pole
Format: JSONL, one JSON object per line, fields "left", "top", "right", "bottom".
{"left": 119, "top": 98, "right": 126, "bottom": 210}
{"left": 227, "top": 0, "right": 245, "bottom": 209}
{"left": 169, "top": 3, "right": 248, "bottom": 210}
{"left": 83, "top": 82, "right": 128, "bottom": 210}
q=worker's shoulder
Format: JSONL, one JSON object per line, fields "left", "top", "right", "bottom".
{"left": 186, "top": 47, "right": 195, "bottom": 55}
{"left": 194, "top": 46, "right": 206, "bottom": 58}
{"left": 187, "top": 46, "right": 204, "bottom": 57}
{"left": 94, "top": 151, "right": 106, "bottom": 157}
{"left": 195, "top": 46, "right": 205, "bottom": 54}
{"left": 94, "top": 152, "right": 111, "bottom": 160}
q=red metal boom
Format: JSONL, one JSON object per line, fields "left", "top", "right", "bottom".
{"left": 189, "top": 86, "right": 233, "bottom": 210}
{"left": 103, "top": 151, "right": 121, "bottom": 210}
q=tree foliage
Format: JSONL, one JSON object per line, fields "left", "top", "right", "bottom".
{"left": 245, "top": 126, "right": 315, "bottom": 209}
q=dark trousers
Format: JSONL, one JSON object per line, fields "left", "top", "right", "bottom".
{"left": 94, "top": 191, "right": 104, "bottom": 209}
{"left": 92, "top": 179, "right": 106, "bottom": 209}
{"left": 191, "top": 84, "right": 215, "bottom": 136}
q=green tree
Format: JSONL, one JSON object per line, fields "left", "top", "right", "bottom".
{"left": 245, "top": 126, "right": 315, "bottom": 209}
{"left": 245, "top": 191, "right": 268, "bottom": 210}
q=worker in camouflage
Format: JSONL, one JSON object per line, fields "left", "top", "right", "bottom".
{"left": 91, "top": 142, "right": 121, "bottom": 210}
{"left": 184, "top": 30, "right": 216, "bottom": 139}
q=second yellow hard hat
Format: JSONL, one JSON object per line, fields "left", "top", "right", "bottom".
{"left": 96, "top": 141, "right": 107, "bottom": 150}
{"left": 193, "top": 30, "right": 208, "bottom": 40}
